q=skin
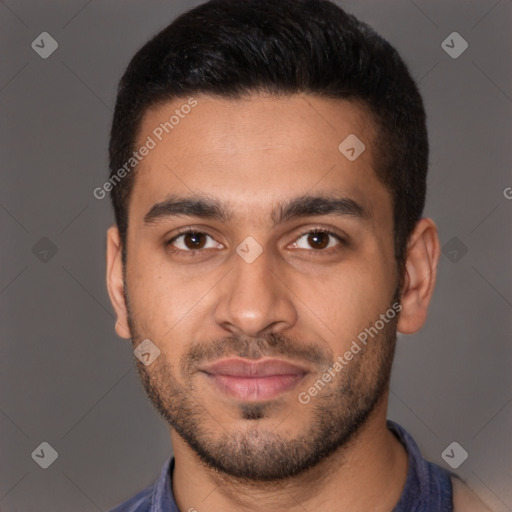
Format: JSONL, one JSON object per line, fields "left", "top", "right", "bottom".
{"left": 106, "top": 93, "right": 441, "bottom": 512}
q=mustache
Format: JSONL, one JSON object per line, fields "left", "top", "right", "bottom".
{"left": 181, "top": 332, "right": 333, "bottom": 374}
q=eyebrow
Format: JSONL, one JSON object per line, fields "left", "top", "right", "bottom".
{"left": 143, "top": 193, "right": 369, "bottom": 226}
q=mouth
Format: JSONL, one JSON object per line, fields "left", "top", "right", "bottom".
{"left": 199, "top": 358, "right": 310, "bottom": 401}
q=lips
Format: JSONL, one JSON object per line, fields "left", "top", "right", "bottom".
{"left": 199, "top": 358, "right": 309, "bottom": 401}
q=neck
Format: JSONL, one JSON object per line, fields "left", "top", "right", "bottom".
{"left": 171, "top": 391, "right": 408, "bottom": 512}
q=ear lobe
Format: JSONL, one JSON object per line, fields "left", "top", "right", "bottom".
{"left": 106, "top": 225, "right": 132, "bottom": 339}
{"left": 115, "top": 319, "right": 131, "bottom": 339}
{"left": 397, "top": 218, "right": 440, "bottom": 335}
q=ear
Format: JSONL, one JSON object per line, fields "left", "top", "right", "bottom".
{"left": 106, "top": 225, "right": 131, "bottom": 339}
{"left": 397, "top": 218, "right": 441, "bottom": 334}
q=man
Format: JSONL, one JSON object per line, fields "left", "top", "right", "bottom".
{"left": 105, "top": 0, "right": 490, "bottom": 510}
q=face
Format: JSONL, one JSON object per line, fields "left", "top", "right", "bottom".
{"left": 114, "top": 94, "right": 402, "bottom": 481}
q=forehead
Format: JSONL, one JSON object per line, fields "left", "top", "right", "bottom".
{"left": 130, "top": 93, "right": 388, "bottom": 223}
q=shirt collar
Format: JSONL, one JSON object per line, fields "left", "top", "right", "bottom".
{"left": 149, "top": 421, "right": 452, "bottom": 512}
{"left": 150, "top": 455, "right": 180, "bottom": 512}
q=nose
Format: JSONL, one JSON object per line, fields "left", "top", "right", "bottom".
{"left": 214, "top": 246, "right": 298, "bottom": 338}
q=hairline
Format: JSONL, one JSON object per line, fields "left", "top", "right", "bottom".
{"left": 126, "top": 90, "right": 385, "bottom": 226}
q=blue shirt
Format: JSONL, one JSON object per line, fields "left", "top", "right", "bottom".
{"left": 110, "top": 420, "right": 455, "bottom": 512}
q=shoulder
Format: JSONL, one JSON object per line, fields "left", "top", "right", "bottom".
{"left": 108, "top": 455, "right": 175, "bottom": 512}
{"left": 451, "top": 476, "right": 491, "bottom": 512}
{"left": 109, "top": 485, "right": 153, "bottom": 512}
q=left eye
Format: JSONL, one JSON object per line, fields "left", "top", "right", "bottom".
{"left": 292, "top": 231, "right": 342, "bottom": 250}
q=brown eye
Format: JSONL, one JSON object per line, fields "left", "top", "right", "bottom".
{"left": 168, "top": 231, "right": 221, "bottom": 252}
{"left": 183, "top": 232, "right": 207, "bottom": 249}
{"left": 307, "top": 232, "right": 330, "bottom": 250}
{"left": 293, "top": 230, "right": 342, "bottom": 251}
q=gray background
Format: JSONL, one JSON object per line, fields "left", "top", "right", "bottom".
{"left": 1, "top": 0, "right": 511, "bottom": 510}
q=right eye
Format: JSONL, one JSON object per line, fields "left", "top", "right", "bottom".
{"left": 167, "top": 230, "right": 224, "bottom": 253}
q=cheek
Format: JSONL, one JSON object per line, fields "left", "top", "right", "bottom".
{"left": 295, "top": 258, "right": 394, "bottom": 347}
{"left": 127, "top": 254, "right": 219, "bottom": 341}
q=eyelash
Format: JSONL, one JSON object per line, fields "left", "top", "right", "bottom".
{"left": 165, "top": 227, "right": 348, "bottom": 256}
